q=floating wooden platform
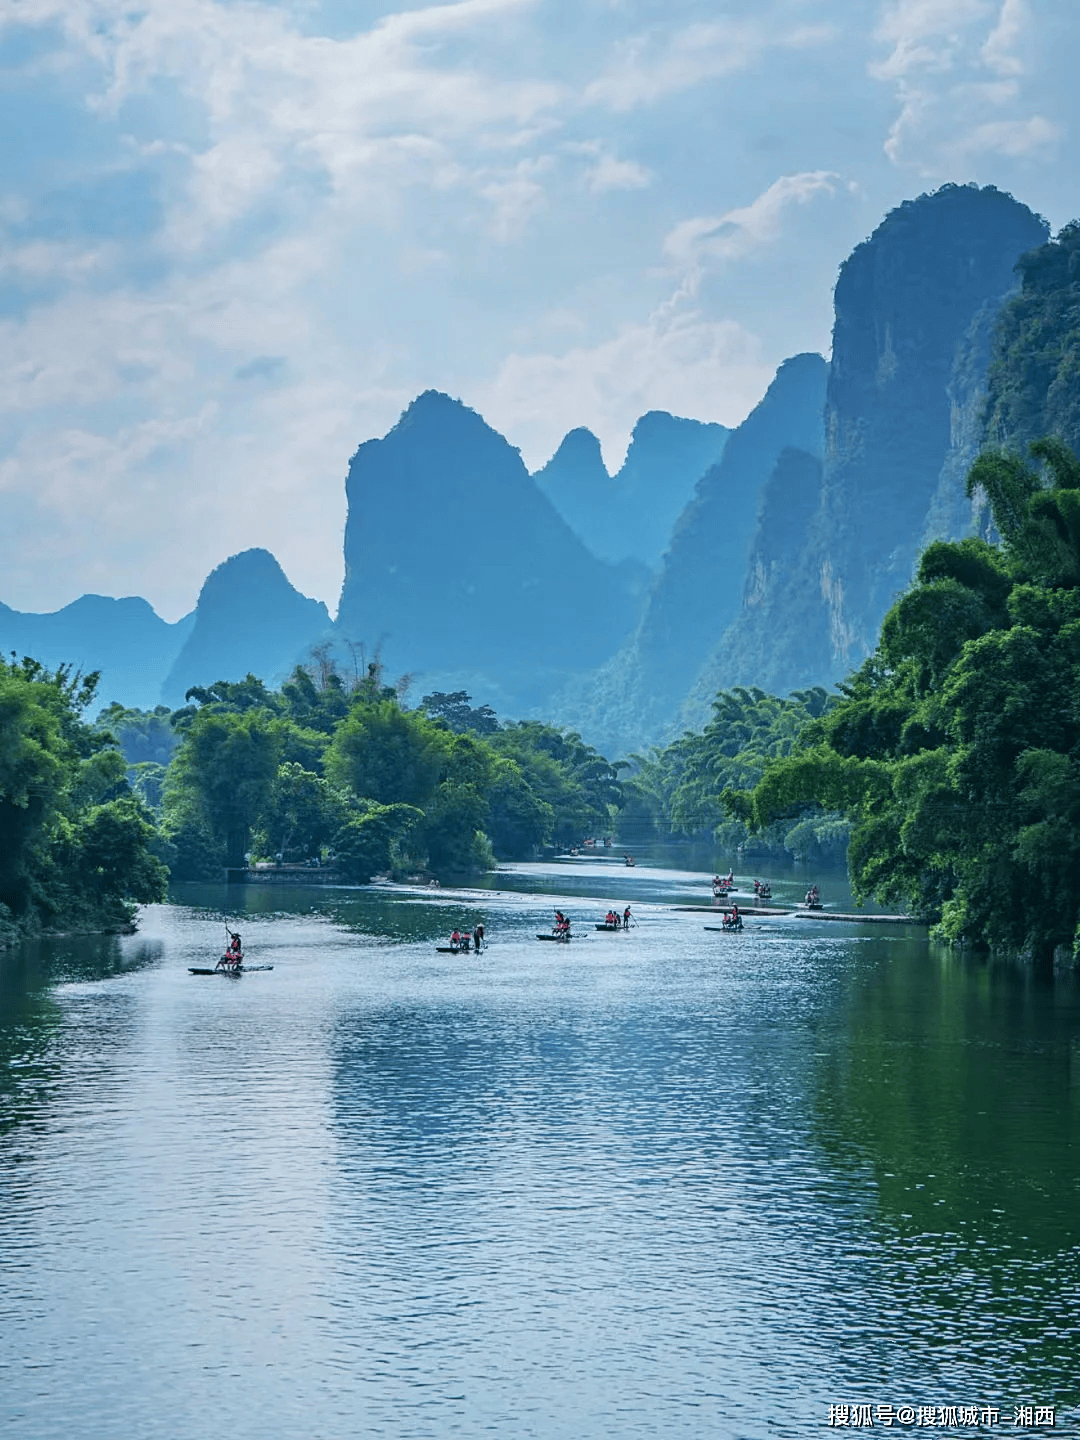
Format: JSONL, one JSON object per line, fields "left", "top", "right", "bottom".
{"left": 793, "top": 911, "right": 916, "bottom": 924}
{"left": 674, "top": 905, "right": 788, "bottom": 916}
{"left": 674, "top": 905, "right": 916, "bottom": 923}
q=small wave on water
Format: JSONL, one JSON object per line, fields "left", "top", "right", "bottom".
{"left": 1, "top": 882, "right": 1077, "bottom": 1438}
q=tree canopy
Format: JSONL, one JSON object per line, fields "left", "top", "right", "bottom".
{"left": 742, "top": 440, "right": 1080, "bottom": 966}
{"left": 0, "top": 658, "right": 167, "bottom": 942}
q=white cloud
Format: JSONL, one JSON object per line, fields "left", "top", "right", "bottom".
{"left": 14, "top": 0, "right": 566, "bottom": 249}
{"left": 478, "top": 156, "right": 554, "bottom": 241}
{"left": 982, "top": 0, "right": 1029, "bottom": 75}
{"left": 946, "top": 112, "right": 1059, "bottom": 160}
{"left": 475, "top": 312, "right": 774, "bottom": 472}
{"left": 872, "top": 0, "right": 991, "bottom": 81}
{"left": 585, "top": 17, "right": 832, "bottom": 111}
{"left": 663, "top": 172, "right": 842, "bottom": 271}
{"left": 583, "top": 154, "right": 651, "bottom": 193}
{"left": 871, "top": 0, "right": 1052, "bottom": 172}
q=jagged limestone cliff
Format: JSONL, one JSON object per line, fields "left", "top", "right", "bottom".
{"left": 335, "top": 391, "right": 648, "bottom": 714}
{"left": 682, "top": 446, "right": 826, "bottom": 725}
{"left": 814, "top": 185, "right": 1046, "bottom": 671}
{"left": 710, "top": 185, "right": 1048, "bottom": 703}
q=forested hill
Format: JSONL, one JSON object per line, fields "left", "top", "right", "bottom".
{"left": 161, "top": 549, "right": 331, "bottom": 708}
{"left": 983, "top": 220, "right": 1080, "bottom": 455}
{"left": 544, "top": 352, "right": 828, "bottom": 759}
{"left": 0, "top": 185, "right": 1062, "bottom": 757}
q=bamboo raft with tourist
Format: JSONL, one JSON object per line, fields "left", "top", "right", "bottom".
{"left": 437, "top": 923, "right": 486, "bottom": 954}
{"left": 595, "top": 905, "right": 633, "bottom": 931}
{"left": 539, "top": 910, "right": 574, "bottom": 941}
{"left": 190, "top": 926, "right": 275, "bottom": 975}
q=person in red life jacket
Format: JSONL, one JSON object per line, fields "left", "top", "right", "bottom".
{"left": 623, "top": 906, "right": 631, "bottom": 928}
{"left": 451, "top": 928, "right": 461, "bottom": 951}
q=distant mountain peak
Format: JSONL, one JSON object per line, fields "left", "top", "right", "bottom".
{"left": 197, "top": 547, "right": 299, "bottom": 601}
{"left": 546, "top": 426, "right": 607, "bottom": 472}
{"left": 394, "top": 390, "right": 493, "bottom": 439}
{"left": 162, "top": 549, "right": 330, "bottom": 706}
{"left": 535, "top": 409, "right": 729, "bottom": 569}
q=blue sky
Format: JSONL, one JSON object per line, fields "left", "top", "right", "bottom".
{"left": 0, "top": 0, "right": 1075, "bottom": 619}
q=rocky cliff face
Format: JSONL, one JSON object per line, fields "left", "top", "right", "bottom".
{"left": 813, "top": 185, "right": 1046, "bottom": 670}
{"left": 545, "top": 354, "right": 828, "bottom": 756}
{"left": 703, "top": 185, "right": 1048, "bottom": 707}
{"left": 533, "top": 411, "right": 728, "bottom": 569}
{"left": 335, "top": 391, "right": 649, "bottom": 713}
{"left": 0, "top": 595, "right": 194, "bottom": 710}
{"left": 161, "top": 549, "right": 330, "bottom": 706}
{"left": 682, "top": 445, "right": 826, "bottom": 723}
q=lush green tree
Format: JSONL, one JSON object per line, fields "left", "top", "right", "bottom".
{"left": 491, "top": 722, "right": 621, "bottom": 845}
{"left": 486, "top": 758, "right": 554, "bottom": 858}
{"left": 326, "top": 699, "right": 448, "bottom": 808}
{"left": 130, "top": 761, "right": 168, "bottom": 813}
{"left": 164, "top": 708, "right": 284, "bottom": 870}
{"left": 254, "top": 762, "right": 348, "bottom": 862}
{"left": 279, "top": 665, "right": 350, "bottom": 736}
{"left": 98, "top": 703, "right": 179, "bottom": 766}
{"left": 420, "top": 690, "right": 500, "bottom": 735}
{"left": 0, "top": 658, "right": 167, "bottom": 932}
{"left": 334, "top": 803, "right": 423, "bottom": 882}
{"left": 620, "top": 687, "right": 845, "bottom": 858}
{"left": 0, "top": 666, "right": 67, "bottom": 916}
{"left": 743, "top": 440, "right": 1080, "bottom": 967}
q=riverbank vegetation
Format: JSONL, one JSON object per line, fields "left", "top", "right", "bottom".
{"left": 618, "top": 686, "right": 849, "bottom": 861}
{"left": 129, "top": 671, "right": 625, "bottom": 882}
{"left": 738, "top": 438, "right": 1080, "bottom": 966}
{"left": 0, "top": 658, "right": 167, "bottom": 945}
{"left": 0, "top": 645, "right": 875, "bottom": 943}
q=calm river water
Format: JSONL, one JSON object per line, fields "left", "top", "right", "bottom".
{"left": 1, "top": 857, "right": 1078, "bottom": 1439}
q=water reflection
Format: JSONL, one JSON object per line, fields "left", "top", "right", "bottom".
{"left": 807, "top": 938, "right": 1080, "bottom": 1413}
{"left": 0, "top": 884, "right": 1077, "bottom": 1438}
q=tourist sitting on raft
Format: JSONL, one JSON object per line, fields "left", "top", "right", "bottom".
{"left": 723, "top": 904, "right": 742, "bottom": 932}
{"left": 553, "top": 910, "right": 571, "bottom": 937}
{"left": 216, "top": 931, "right": 243, "bottom": 970}
{"left": 450, "top": 928, "right": 472, "bottom": 953}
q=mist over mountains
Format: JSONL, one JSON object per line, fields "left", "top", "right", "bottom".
{"left": 0, "top": 183, "right": 1058, "bottom": 755}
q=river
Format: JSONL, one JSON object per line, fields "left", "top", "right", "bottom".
{"left": 1, "top": 857, "right": 1077, "bottom": 1438}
